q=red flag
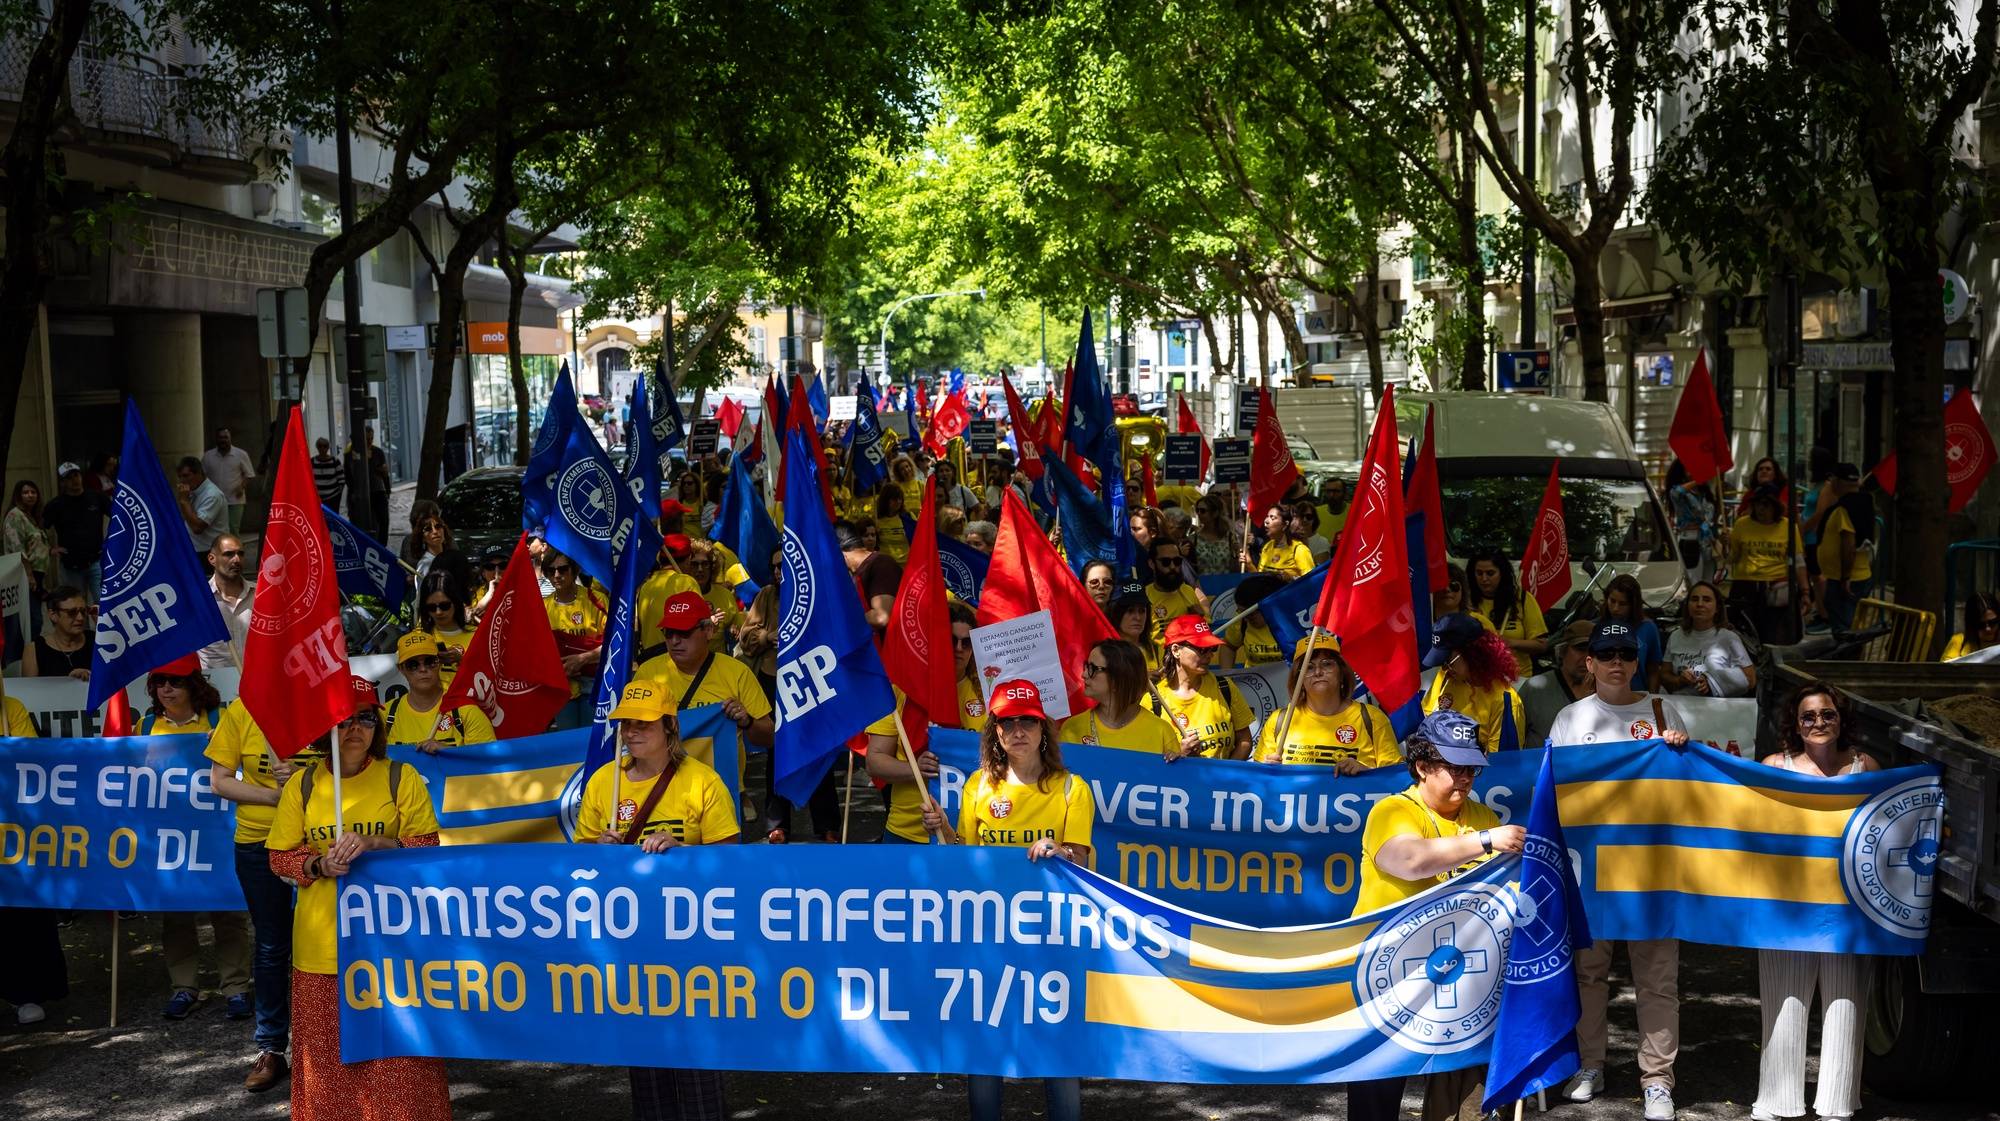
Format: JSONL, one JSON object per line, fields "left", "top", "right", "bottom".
{"left": 1521, "top": 463, "right": 1573, "bottom": 612}
{"left": 103, "top": 691, "right": 135, "bottom": 737}
{"left": 439, "top": 533, "right": 570, "bottom": 736}
{"left": 715, "top": 396, "right": 746, "bottom": 440}
{"left": 977, "top": 489, "right": 1118, "bottom": 717}
{"left": 1140, "top": 455, "right": 1158, "bottom": 507}
{"left": 1001, "top": 373, "right": 1044, "bottom": 480}
{"left": 1875, "top": 389, "right": 1998, "bottom": 514}
{"left": 915, "top": 378, "right": 932, "bottom": 422}
{"left": 241, "top": 406, "right": 352, "bottom": 756}
{"left": 881, "top": 478, "right": 961, "bottom": 755}
{"left": 760, "top": 377, "right": 783, "bottom": 477}
{"left": 1667, "top": 349, "right": 1734, "bottom": 485}
{"left": 1246, "top": 392, "right": 1300, "bottom": 522}
{"left": 1176, "top": 393, "right": 1211, "bottom": 478}
{"left": 927, "top": 390, "right": 971, "bottom": 455}
{"left": 1404, "top": 406, "right": 1449, "bottom": 587}
{"left": 1313, "top": 387, "right": 1419, "bottom": 710}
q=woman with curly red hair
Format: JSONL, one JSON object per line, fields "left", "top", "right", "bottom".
{"left": 1420, "top": 613, "right": 1527, "bottom": 750}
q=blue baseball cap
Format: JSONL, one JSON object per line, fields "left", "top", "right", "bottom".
{"left": 1415, "top": 710, "right": 1488, "bottom": 767}
{"left": 1422, "top": 613, "right": 1486, "bottom": 669}
{"left": 1588, "top": 619, "right": 1640, "bottom": 655}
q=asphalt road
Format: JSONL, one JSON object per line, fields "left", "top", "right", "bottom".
{"left": 6, "top": 759, "right": 1994, "bottom": 1121}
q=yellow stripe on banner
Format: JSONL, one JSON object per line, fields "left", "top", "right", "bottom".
{"left": 1185, "top": 921, "right": 1374, "bottom": 973}
{"left": 442, "top": 764, "right": 582, "bottom": 814}
{"left": 1558, "top": 779, "right": 1862, "bottom": 839}
{"left": 441, "top": 817, "right": 567, "bottom": 846}
{"left": 1084, "top": 971, "right": 1365, "bottom": 1033}
{"left": 1595, "top": 845, "right": 1847, "bottom": 904}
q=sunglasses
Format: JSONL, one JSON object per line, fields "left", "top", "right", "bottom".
{"left": 425, "top": 601, "right": 455, "bottom": 613}
{"left": 997, "top": 715, "right": 1041, "bottom": 730}
{"left": 1440, "top": 763, "right": 1480, "bottom": 780}
{"left": 952, "top": 635, "right": 973, "bottom": 650}
{"left": 1982, "top": 617, "right": 2000, "bottom": 629}
{"left": 402, "top": 656, "right": 440, "bottom": 670}
{"left": 482, "top": 562, "right": 506, "bottom": 573}
{"left": 339, "top": 712, "right": 380, "bottom": 729}
{"left": 1082, "top": 661, "right": 1107, "bottom": 678}
{"left": 153, "top": 675, "right": 192, "bottom": 690}
{"left": 545, "top": 564, "right": 575, "bottom": 576}
{"left": 1592, "top": 650, "right": 1637, "bottom": 664}
{"left": 51, "top": 604, "right": 86, "bottom": 618}
{"left": 1797, "top": 709, "right": 1840, "bottom": 728}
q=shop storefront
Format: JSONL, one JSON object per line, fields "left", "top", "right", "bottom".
{"left": 467, "top": 321, "right": 568, "bottom": 468}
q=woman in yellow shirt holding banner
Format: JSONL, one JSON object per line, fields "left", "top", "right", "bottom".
{"left": 1061, "top": 639, "right": 1181, "bottom": 755}
{"left": 865, "top": 603, "right": 990, "bottom": 844}
{"left": 1256, "top": 635, "right": 1400, "bottom": 772}
{"left": 265, "top": 676, "right": 445, "bottom": 1121}
{"left": 1146, "top": 615, "right": 1253, "bottom": 758}
{"left": 923, "top": 679, "right": 1090, "bottom": 1121}
{"left": 1348, "top": 710, "right": 1525, "bottom": 1121}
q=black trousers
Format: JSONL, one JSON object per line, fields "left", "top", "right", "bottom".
{"left": 630, "top": 1066, "right": 727, "bottom": 1121}
{"left": 0, "top": 909, "right": 68, "bottom": 1005}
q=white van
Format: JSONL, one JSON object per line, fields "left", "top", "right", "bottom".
{"left": 1391, "top": 392, "right": 1686, "bottom": 610}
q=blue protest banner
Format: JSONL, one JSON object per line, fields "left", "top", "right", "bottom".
{"left": 652, "top": 360, "right": 686, "bottom": 452}
{"left": 624, "top": 369, "right": 663, "bottom": 520}
{"left": 710, "top": 453, "right": 777, "bottom": 589}
{"left": 936, "top": 533, "right": 990, "bottom": 605}
{"left": 336, "top": 839, "right": 1532, "bottom": 1082}
{"left": 523, "top": 363, "right": 578, "bottom": 529}
{"left": 323, "top": 504, "right": 409, "bottom": 606}
{"left": 849, "top": 388, "right": 891, "bottom": 494}
{"left": 88, "top": 399, "right": 231, "bottom": 709}
{"left": 542, "top": 415, "right": 650, "bottom": 589}
{"left": 771, "top": 426, "right": 895, "bottom": 804}
{"left": 0, "top": 734, "right": 242, "bottom": 910}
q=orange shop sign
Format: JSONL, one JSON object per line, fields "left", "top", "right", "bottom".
{"left": 465, "top": 321, "right": 568, "bottom": 356}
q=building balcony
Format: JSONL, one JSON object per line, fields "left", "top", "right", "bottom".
{"left": 0, "top": 31, "right": 258, "bottom": 184}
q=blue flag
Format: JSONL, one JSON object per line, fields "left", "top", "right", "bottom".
{"left": 524, "top": 363, "right": 579, "bottom": 529}
{"left": 1043, "top": 455, "right": 1118, "bottom": 577}
{"left": 1257, "top": 560, "right": 1331, "bottom": 655}
{"left": 1064, "top": 311, "right": 1119, "bottom": 478}
{"left": 585, "top": 522, "right": 643, "bottom": 786}
{"left": 806, "top": 373, "right": 830, "bottom": 427}
{"left": 948, "top": 367, "right": 965, "bottom": 396}
{"left": 542, "top": 416, "right": 644, "bottom": 588}
{"left": 771, "top": 425, "right": 896, "bottom": 804}
{"left": 87, "top": 400, "right": 231, "bottom": 709}
{"left": 1109, "top": 472, "right": 1135, "bottom": 578}
{"left": 322, "top": 503, "right": 408, "bottom": 607}
{"left": 1482, "top": 745, "right": 1590, "bottom": 1112}
{"left": 653, "top": 361, "right": 686, "bottom": 451}
{"left": 710, "top": 452, "right": 778, "bottom": 589}
{"left": 850, "top": 386, "right": 890, "bottom": 494}
{"left": 937, "top": 533, "right": 990, "bottom": 605}
{"left": 625, "top": 371, "right": 663, "bottom": 522}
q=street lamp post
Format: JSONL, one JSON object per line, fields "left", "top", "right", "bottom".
{"left": 879, "top": 288, "right": 985, "bottom": 390}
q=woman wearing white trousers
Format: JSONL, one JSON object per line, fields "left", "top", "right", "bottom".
{"left": 1754, "top": 683, "right": 1877, "bottom": 1121}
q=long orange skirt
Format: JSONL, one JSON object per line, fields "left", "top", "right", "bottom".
{"left": 292, "top": 969, "right": 452, "bottom": 1121}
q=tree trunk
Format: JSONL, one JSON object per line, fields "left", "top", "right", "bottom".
{"left": 0, "top": 0, "right": 92, "bottom": 473}
{"left": 1456, "top": 138, "right": 1488, "bottom": 392}
{"left": 1881, "top": 219, "right": 1949, "bottom": 633}
{"left": 1254, "top": 309, "right": 1270, "bottom": 389}
{"left": 1569, "top": 260, "right": 1610, "bottom": 402}
{"left": 417, "top": 205, "right": 509, "bottom": 499}
{"left": 504, "top": 261, "right": 530, "bottom": 466}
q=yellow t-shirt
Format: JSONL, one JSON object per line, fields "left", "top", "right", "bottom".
{"left": 2, "top": 695, "right": 33, "bottom": 737}
{"left": 1059, "top": 707, "right": 1181, "bottom": 755}
{"left": 205, "top": 698, "right": 326, "bottom": 844}
{"left": 874, "top": 515, "right": 911, "bottom": 563}
{"left": 709, "top": 542, "right": 750, "bottom": 591}
{"left": 957, "top": 769, "right": 1094, "bottom": 856}
{"left": 1816, "top": 507, "right": 1872, "bottom": 582}
{"left": 637, "top": 568, "right": 702, "bottom": 656}
{"left": 1423, "top": 671, "right": 1526, "bottom": 752}
{"left": 142, "top": 710, "right": 219, "bottom": 737}
{"left": 1729, "top": 515, "right": 1804, "bottom": 583}
{"left": 1224, "top": 615, "right": 1282, "bottom": 665}
{"left": 1255, "top": 699, "right": 1401, "bottom": 768}
{"left": 898, "top": 478, "right": 924, "bottom": 513}
{"left": 429, "top": 627, "right": 474, "bottom": 688}
{"left": 1145, "top": 582, "right": 1204, "bottom": 643}
{"left": 866, "top": 680, "right": 988, "bottom": 843}
{"left": 1317, "top": 504, "right": 1349, "bottom": 537}
{"left": 1157, "top": 485, "right": 1202, "bottom": 511}
{"left": 266, "top": 757, "right": 439, "bottom": 974}
{"left": 385, "top": 695, "right": 496, "bottom": 747}
{"left": 1259, "top": 539, "right": 1315, "bottom": 579}
{"left": 1353, "top": 786, "right": 1502, "bottom": 916}
{"left": 545, "top": 590, "right": 609, "bottom": 698}
{"left": 1943, "top": 633, "right": 1983, "bottom": 661}
{"left": 1146, "top": 675, "right": 1253, "bottom": 758}
{"left": 572, "top": 756, "right": 739, "bottom": 847}
{"left": 700, "top": 582, "right": 744, "bottom": 636}
{"left": 1472, "top": 594, "right": 1547, "bottom": 679}
{"left": 634, "top": 652, "right": 772, "bottom": 721}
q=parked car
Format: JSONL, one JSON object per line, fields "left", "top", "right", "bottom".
{"left": 436, "top": 466, "right": 525, "bottom": 562}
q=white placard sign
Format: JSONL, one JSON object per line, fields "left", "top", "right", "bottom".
{"left": 969, "top": 609, "right": 1072, "bottom": 721}
{"left": 829, "top": 395, "right": 860, "bottom": 422}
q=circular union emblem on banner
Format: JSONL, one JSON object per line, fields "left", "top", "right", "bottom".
{"left": 249, "top": 504, "right": 326, "bottom": 636}
{"left": 556, "top": 460, "right": 617, "bottom": 541}
{"left": 1354, "top": 882, "right": 1511, "bottom": 1055}
{"left": 1841, "top": 776, "right": 1945, "bottom": 939}
{"left": 101, "top": 487, "right": 157, "bottom": 599}
{"left": 777, "top": 528, "right": 813, "bottom": 649}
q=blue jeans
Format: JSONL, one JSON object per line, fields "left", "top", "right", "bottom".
{"left": 969, "top": 1076, "right": 1079, "bottom": 1121}
{"left": 59, "top": 560, "right": 100, "bottom": 604}
{"left": 551, "top": 694, "right": 592, "bottom": 731}
{"left": 235, "top": 842, "right": 293, "bottom": 1052}
{"left": 1825, "top": 578, "right": 1871, "bottom": 632}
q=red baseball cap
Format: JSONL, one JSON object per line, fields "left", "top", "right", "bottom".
{"left": 659, "top": 498, "right": 687, "bottom": 519}
{"left": 347, "top": 675, "right": 379, "bottom": 713}
{"left": 152, "top": 654, "right": 201, "bottom": 677}
{"left": 659, "top": 591, "right": 710, "bottom": 633}
{"left": 662, "top": 532, "right": 692, "bottom": 559}
{"left": 1161, "top": 614, "right": 1224, "bottom": 649}
{"left": 987, "top": 679, "right": 1048, "bottom": 721}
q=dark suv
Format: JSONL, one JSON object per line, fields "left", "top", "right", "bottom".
{"left": 436, "top": 466, "right": 525, "bottom": 560}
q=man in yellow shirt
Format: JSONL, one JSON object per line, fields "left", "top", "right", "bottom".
{"left": 1143, "top": 539, "right": 1206, "bottom": 642}
{"left": 636, "top": 592, "right": 773, "bottom": 806}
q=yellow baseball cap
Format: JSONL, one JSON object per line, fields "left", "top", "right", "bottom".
{"left": 1292, "top": 631, "right": 1340, "bottom": 661}
{"left": 608, "top": 678, "right": 677, "bottom": 722}
{"left": 397, "top": 630, "right": 446, "bottom": 665}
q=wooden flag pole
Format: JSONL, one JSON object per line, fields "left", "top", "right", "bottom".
{"left": 892, "top": 709, "right": 961, "bottom": 844}
{"left": 1268, "top": 629, "right": 1321, "bottom": 763}
{"left": 839, "top": 751, "right": 855, "bottom": 844}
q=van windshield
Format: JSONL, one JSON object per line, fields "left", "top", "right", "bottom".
{"left": 1437, "top": 471, "right": 1672, "bottom": 563}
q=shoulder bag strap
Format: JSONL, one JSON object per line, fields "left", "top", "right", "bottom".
{"left": 620, "top": 762, "right": 679, "bottom": 846}
{"left": 679, "top": 653, "right": 717, "bottom": 709}
{"left": 1652, "top": 696, "right": 1667, "bottom": 737}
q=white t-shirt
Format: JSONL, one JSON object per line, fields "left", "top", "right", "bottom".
{"left": 1545, "top": 692, "right": 1688, "bottom": 747}
{"left": 1664, "top": 627, "right": 1755, "bottom": 698}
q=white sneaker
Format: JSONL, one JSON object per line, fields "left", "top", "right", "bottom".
{"left": 14, "top": 1002, "right": 44, "bottom": 1025}
{"left": 1564, "top": 1069, "right": 1602, "bottom": 1103}
{"left": 1749, "top": 1108, "right": 1780, "bottom": 1121}
{"left": 1642, "top": 1083, "right": 1675, "bottom": 1121}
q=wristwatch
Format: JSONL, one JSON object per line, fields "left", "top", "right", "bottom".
{"left": 1479, "top": 830, "right": 1494, "bottom": 855}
